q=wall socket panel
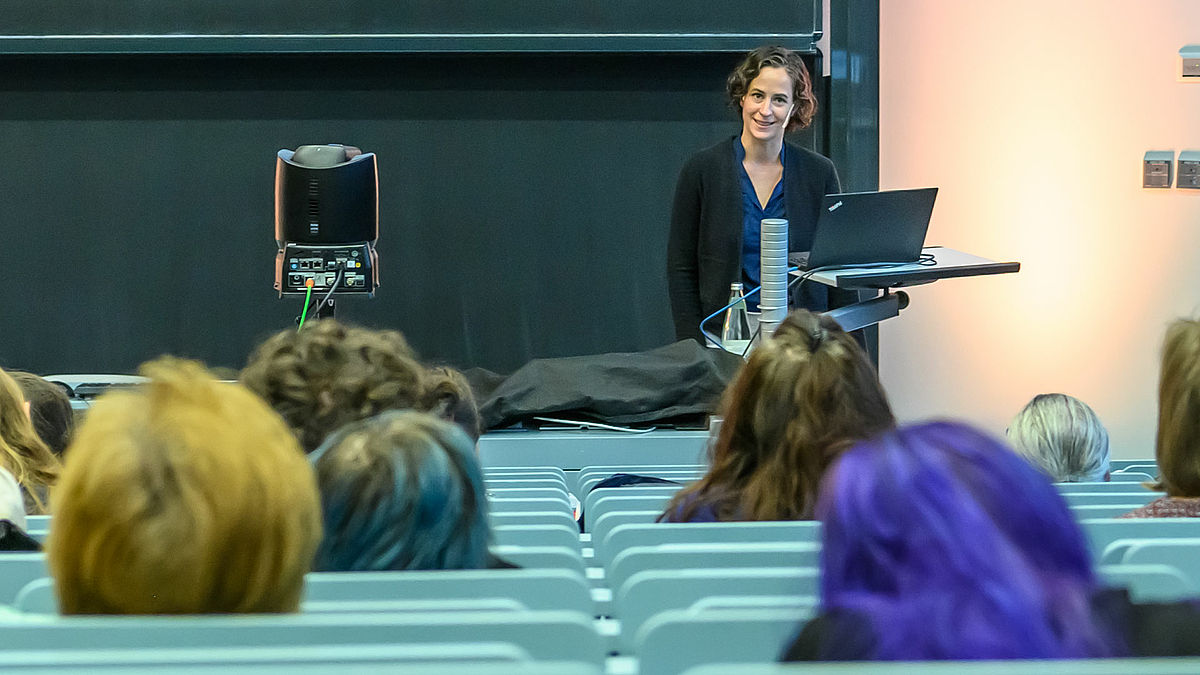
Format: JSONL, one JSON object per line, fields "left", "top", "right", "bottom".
{"left": 1178, "top": 151, "right": 1200, "bottom": 190}
{"left": 1144, "top": 150, "right": 1174, "bottom": 188}
{"left": 1181, "top": 45, "right": 1200, "bottom": 81}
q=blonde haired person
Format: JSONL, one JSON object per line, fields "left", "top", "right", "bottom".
{"left": 0, "top": 369, "right": 61, "bottom": 514}
{"left": 1008, "top": 394, "right": 1110, "bottom": 483}
{"left": 48, "top": 358, "right": 321, "bottom": 614}
{"left": 1126, "top": 318, "right": 1200, "bottom": 518}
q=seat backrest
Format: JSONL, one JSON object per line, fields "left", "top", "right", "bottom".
{"left": 0, "top": 611, "right": 606, "bottom": 664}
{"left": 492, "top": 525, "right": 581, "bottom": 552}
{"left": 608, "top": 542, "right": 821, "bottom": 593}
{"left": 584, "top": 487, "right": 682, "bottom": 522}
{"left": 681, "top": 658, "right": 1200, "bottom": 675}
{"left": 488, "top": 498, "right": 573, "bottom": 514}
{"left": 574, "top": 465, "right": 705, "bottom": 492}
{"left": 592, "top": 512, "right": 663, "bottom": 559}
{"left": 303, "top": 569, "right": 592, "bottom": 615}
{"left": 600, "top": 522, "right": 823, "bottom": 568}
{"left": 483, "top": 478, "right": 569, "bottom": 492}
{"left": 486, "top": 488, "right": 571, "bottom": 502}
{"left": 1081, "top": 518, "right": 1200, "bottom": 558}
{"left": 0, "top": 554, "right": 48, "bottom": 604}
{"left": 1098, "top": 564, "right": 1199, "bottom": 602}
{"left": 1117, "top": 540, "right": 1200, "bottom": 589}
{"left": 615, "top": 567, "right": 819, "bottom": 650}
{"left": 1109, "top": 460, "right": 1156, "bottom": 471}
{"left": 637, "top": 607, "right": 813, "bottom": 675}
{"left": 579, "top": 472, "right": 703, "bottom": 496}
{"left": 1070, "top": 504, "right": 1145, "bottom": 519}
{"left": 1056, "top": 482, "right": 1160, "bottom": 493}
{"left": 1060, "top": 492, "right": 1158, "bottom": 507}
{"left": 1108, "top": 472, "right": 1157, "bottom": 483}
{"left": 586, "top": 495, "right": 675, "bottom": 533}
{"left": 489, "top": 511, "right": 579, "bottom": 531}
{"left": 489, "top": 546, "right": 586, "bottom": 576}
{"left": 483, "top": 466, "right": 567, "bottom": 479}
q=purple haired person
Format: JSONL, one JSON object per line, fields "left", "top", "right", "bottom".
{"left": 782, "top": 421, "right": 1200, "bottom": 662}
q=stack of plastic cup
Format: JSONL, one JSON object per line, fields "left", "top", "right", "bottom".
{"left": 758, "top": 218, "right": 789, "bottom": 339}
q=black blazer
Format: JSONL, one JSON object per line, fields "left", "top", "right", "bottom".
{"left": 667, "top": 136, "right": 841, "bottom": 343}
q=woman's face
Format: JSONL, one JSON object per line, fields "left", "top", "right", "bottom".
{"left": 741, "top": 66, "right": 795, "bottom": 143}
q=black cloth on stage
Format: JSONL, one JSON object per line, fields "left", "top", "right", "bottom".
{"left": 464, "top": 339, "right": 742, "bottom": 431}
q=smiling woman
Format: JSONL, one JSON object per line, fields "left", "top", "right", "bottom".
{"left": 666, "top": 45, "right": 842, "bottom": 344}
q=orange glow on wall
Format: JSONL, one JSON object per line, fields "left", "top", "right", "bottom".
{"left": 879, "top": 1, "right": 1200, "bottom": 457}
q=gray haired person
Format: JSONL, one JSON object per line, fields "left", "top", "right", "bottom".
{"left": 1007, "top": 394, "right": 1110, "bottom": 483}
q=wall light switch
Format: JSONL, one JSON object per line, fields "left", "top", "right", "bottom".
{"left": 1178, "top": 151, "right": 1200, "bottom": 190}
{"left": 1144, "top": 151, "right": 1174, "bottom": 188}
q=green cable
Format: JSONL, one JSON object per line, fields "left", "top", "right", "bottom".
{"left": 297, "top": 283, "right": 314, "bottom": 331}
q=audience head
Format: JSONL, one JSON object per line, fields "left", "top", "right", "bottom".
{"left": 48, "top": 358, "right": 320, "bottom": 615}
{"left": 1156, "top": 317, "right": 1200, "bottom": 496}
{"left": 10, "top": 371, "right": 75, "bottom": 459}
{"left": 818, "top": 421, "right": 1115, "bottom": 660}
{"left": 312, "top": 410, "right": 490, "bottom": 572}
{"left": 0, "top": 369, "right": 61, "bottom": 513}
{"left": 1007, "top": 393, "right": 1110, "bottom": 483}
{"left": 420, "top": 366, "right": 483, "bottom": 444}
{"left": 241, "top": 319, "right": 425, "bottom": 453}
{"left": 665, "top": 309, "right": 894, "bottom": 522}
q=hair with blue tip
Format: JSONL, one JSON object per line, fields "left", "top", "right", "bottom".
{"left": 312, "top": 410, "right": 490, "bottom": 571}
{"left": 818, "top": 421, "right": 1122, "bottom": 660}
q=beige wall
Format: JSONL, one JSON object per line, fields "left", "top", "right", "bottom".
{"left": 878, "top": 1, "right": 1200, "bottom": 457}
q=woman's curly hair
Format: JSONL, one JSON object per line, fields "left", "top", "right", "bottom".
{"left": 726, "top": 45, "right": 818, "bottom": 132}
{"left": 241, "top": 320, "right": 425, "bottom": 453}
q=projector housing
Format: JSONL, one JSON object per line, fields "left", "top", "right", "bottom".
{"left": 274, "top": 145, "right": 379, "bottom": 297}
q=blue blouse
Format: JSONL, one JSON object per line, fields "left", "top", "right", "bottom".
{"left": 735, "top": 137, "right": 786, "bottom": 310}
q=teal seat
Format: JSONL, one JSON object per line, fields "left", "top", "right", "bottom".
{"left": 16, "top": 577, "right": 544, "bottom": 616}
{"left": 29, "top": 663, "right": 604, "bottom": 675}
{"left": 0, "top": 554, "right": 48, "bottom": 604}
{"left": 483, "top": 466, "right": 567, "bottom": 479}
{"left": 1109, "top": 460, "right": 1156, "bottom": 471}
{"left": 1108, "top": 472, "right": 1156, "bottom": 483}
{"left": 1080, "top": 518, "right": 1200, "bottom": 558}
{"left": 599, "top": 522, "right": 823, "bottom": 569}
{"left": 1098, "top": 564, "right": 1199, "bottom": 602}
{"left": 1115, "top": 540, "right": 1200, "bottom": 589}
{"left": 1070, "top": 504, "right": 1145, "bottom": 519}
{"left": 23, "top": 515, "right": 50, "bottom": 529}
{"left": 579, "top": 472, "right": 703, "bottom": 496}
{"left": 492, "top": 525, "right": 581, "bottom": 552}
{"left": 615, "top": 567, "right": 819, "bottom": 650}
{"left": 583, "top": 486, "right": 682, "bottom": 523}
{"left": 608, "top": 542, "right": 821, "bottom": 593}
{"left": 303, "top": 569, "right": 593, "bottom": 614}
{"left": 486, "top": 488, "right": 571, "bottom": 504}
{"left": 592, "top": 512, "right": 663, "bottom": 559}
{"left": 1061, "top": 492, "right": 1158, "bottom": 507}
{"left": 0, "top": 611, "right": 605, "bottom": 664}
{"left": 1056, "top": 482, "right": 1160, "bottom": 493}
{"left": 586, "top": 495, "right": 675, "bottom": 533}
{"left": 490, "top": 511, "right": 579, "bottom": 531}
{"left": 0, "top": 643, "right": 550, "bottom": 670}
{"left": 483, "top": 479, "right": 570, "bottom": 492}
{"left": 489, "top": 546, "right": 587, "bottom": 576}
{"left": 488, "top": 498, "right": 572, "bottom": 514}
{"left": 637, "top": 607, "right": 813, "bottom": 675}
{"left": 682, "top": 659, "right": 1200, "bottom": 674}
{"left": 573, "top": 465, "right": 704, "bottom": 493}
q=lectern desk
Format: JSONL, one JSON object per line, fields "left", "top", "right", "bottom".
{"left": 794, "top": 246, "right": 1021, "bottom": 332}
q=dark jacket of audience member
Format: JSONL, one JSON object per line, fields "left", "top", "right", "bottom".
{"left": 659, "top": 309, "right": 894, "bottom": 523}
{"left": 241, "top": 319, "right": 426, "bottom": 453}
{"left": 312, "top": 410, "right": 492, "bottom": 572}
{"left": 782, "top": 421, "right": 1200, "bottom": 661}
{"left": 9, "top": 371, "right": 75, "bottom": 459}
{"left": 1125, "top": 317, "right": 1200, "bottom": 518}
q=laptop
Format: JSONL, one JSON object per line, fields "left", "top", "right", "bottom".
{"left": 789, "top": 187, "right": 938, "bottom": 270}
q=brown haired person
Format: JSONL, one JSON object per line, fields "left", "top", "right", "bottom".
{"left": 667, "top": 45, "right": 842, "bottom": 344}
{"left": 660, "top": 310, "right": 894, "bottom": 522}
{"left": 1125, "top": 318, "right": 1200, "bottom": 518}
{"left": 241, "top": 319, "right": 425, "bottom": 454}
